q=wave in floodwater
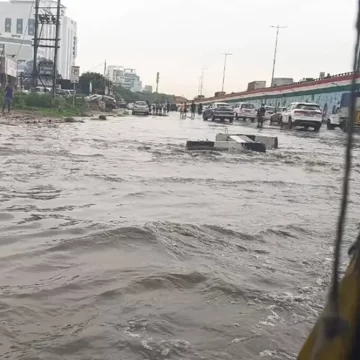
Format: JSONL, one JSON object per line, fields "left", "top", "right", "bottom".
{"left": 0, "top": 222, "right": 329, "bottom": 360}
{"left": 0, "top": 114, "right": 359, "bottom": 360}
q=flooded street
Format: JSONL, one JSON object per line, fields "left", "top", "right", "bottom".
{"left": 1, "top": 113, "right": 360, "bottom": 360}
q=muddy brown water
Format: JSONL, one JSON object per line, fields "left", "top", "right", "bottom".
{"left": 0, "top": 113, "right": 360, "bottom": 360}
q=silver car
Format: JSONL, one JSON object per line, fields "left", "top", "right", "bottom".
{"left": 132, "top": 101, "right": 149, "bottom": 115}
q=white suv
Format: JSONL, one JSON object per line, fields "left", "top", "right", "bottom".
{"left": 281, "top": 102, "right": 322, "bottom": 132}
{"left": 233, "top": 102, "right": 257, "bottom": 122}
{"left": 327, "top": 107, "right": 342, "bottom": 130}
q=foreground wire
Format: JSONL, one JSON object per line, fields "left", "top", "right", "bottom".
{"left": 329, "top": 0, "right": 360, "bottom": 315}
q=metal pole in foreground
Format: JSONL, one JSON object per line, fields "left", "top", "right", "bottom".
{"left": 52, "top": 0, "right": 61, "bottom": 98}
{"left": 32, "top": 0, "right": 40, "bottom": 91}
{"left": 221, "top": 53, "right": 232, "bottom": 92}
{"left": 270, "top": 25, "right": 287, "bottom": 87}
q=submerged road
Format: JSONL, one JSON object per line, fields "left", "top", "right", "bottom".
{"left": 0, "top": 113, "right": 359, "bottom": 360}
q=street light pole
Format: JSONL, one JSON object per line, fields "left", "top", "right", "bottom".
{"left": 221, "top": 53, "right": 232, "bottom": 92}
{"left": 270, "top": 25, "right": 287, "bottom": 87}
{"left": 199, "top": 67, "right": 206, "bottom": 96}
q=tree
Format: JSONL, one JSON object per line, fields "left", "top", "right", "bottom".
{"left": 79, "top": 72, "right": 106, "bottom": 94}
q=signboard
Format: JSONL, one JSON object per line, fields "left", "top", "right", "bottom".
{"left": 70, "top": 66, "right": 80, "bottom": 83}
{"left": 5, "top": 57, "right": 17, "bottom": 77}
{"left": 38, "top": 60, "right": 53, "bottom": 76}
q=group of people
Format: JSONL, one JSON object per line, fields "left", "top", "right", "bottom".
{"left": 2, "top": 81, "right": 14, "bottom": 114}
{"left": 148, "top": 102, "right": 171, "bottom": 115}
{"left": 178, "top": 101, "right": 203, "bottom": 119}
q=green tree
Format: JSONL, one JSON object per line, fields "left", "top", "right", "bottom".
{"left": 79, "top": 72, "right": 106, "bottom": 94}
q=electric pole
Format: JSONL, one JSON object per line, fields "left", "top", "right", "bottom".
{"left": 198, "top": 67, "right": 206, "bottom": 96}
{"left": 156, "top": 72, "right": 160, "bottom": 93}
{"left": 52, "top": 0, "right": 61, "bottom": 97}
{"left": 221, "top": 53, "right": 232, "bottom": 92}
{"left": 270, "top": 25, "right": 287, "bottom": 87}
{"left": 32, "top": 0, "right": 62, "bottom": 95}
{"left": 32, "top": 0, "right": 40, "bottom": 90}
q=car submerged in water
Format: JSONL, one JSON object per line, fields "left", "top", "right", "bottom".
{"left": 202, "top": 102, "right": 234, "bottom": 123}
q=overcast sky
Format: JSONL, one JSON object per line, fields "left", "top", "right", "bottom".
{"left": 63, "top": 0, "right": 357, "bottom": 98}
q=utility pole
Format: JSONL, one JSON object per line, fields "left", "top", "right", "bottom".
{"left": 221, "top": 53, "right": 232, "bottom": 92}
{"left": 270, "top": 25, "right": 287, "bottom": 87}
{"left": 52, "top": 0, "right": 61, "bottom": 97}
{"left": 156, "top": 72, "right": 160, "bottom": 93}
{"left": 199, "top": 67, "right": 206, "bottom": 96}
{"left": 32, "top": 0, "right": 40, "bottom": 91}
{"left": 103, "top": 59, "right": 107, "bottom": 95}
{"left": 32, "top": 0, "right": 62, "bottom": 95}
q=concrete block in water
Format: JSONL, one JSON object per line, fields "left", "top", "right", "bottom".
{"left": 186, "top": 141, "right": 215, "bottom": 150}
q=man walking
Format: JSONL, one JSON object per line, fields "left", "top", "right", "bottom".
{"left": 190, "top": 101, "right": 196, "bottom": 119}
{"left": 2, "top": 81, "right": 14, "bottom": 114}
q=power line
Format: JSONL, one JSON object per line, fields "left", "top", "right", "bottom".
{"left": 269, "top": 25, "right": 287, "bottom": 87}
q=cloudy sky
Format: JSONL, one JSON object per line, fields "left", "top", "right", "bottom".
{"left": 63, "top": 0, "right": 357, "bottom": 98}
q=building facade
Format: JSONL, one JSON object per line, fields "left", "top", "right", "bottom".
{"left": 0, "top": 0, "right": 77, "bottom": 79}
{"left": 247, "top": 81, "right": 266, "bottom": 91}
{"left": 271, "top": 77, "right": 294, "bottom": 87}
{"left": 199, "top": 72, "right": 360, "bottom": 121}
{"left": 122, "top": 68, "right": 142, "bottom": 92}
{"left": 106, "top": 65, "right": 124, "bottom": 84}
{"left": 143, "top": 85, "right": 152, "bottom": 93}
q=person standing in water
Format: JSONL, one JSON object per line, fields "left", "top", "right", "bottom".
{"left": 2, "top": 81, "right": 14, "bottom": 114}
{"left": 183, "top": 103, "right": 188, "bottom": 119}
{"left": 190, "top": 101, "right": 196, "bottom": 119}
{"left": 179, "top": 103, "right": 184, "bottom": 118}
{"left": 198, "top": 103, "right": 203, "bottom": 115}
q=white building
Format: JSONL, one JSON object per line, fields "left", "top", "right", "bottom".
{"left": 122, "top": 68, "right": 142, "bottom": 92}
{"left": 143, "top": 85, "right": 152, "bottom": 93}
{"left": 0, "top": 0, "right": 77, "bottom": 79}
{"left": 247, "top": 81, "right": 266, "bottom": 91}
{"left": 107, "top": 65, "right": 124, "bottom": 84}
{"left": 271, "top": 77, "right": 294, "bottom": 87}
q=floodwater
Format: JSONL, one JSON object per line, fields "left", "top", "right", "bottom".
{"left": 0, "top": 113, "right": 360, "bottom": 360}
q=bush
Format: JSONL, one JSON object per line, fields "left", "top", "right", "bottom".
{"left": 0, "top": 91, "right": 86, "bottom": 116}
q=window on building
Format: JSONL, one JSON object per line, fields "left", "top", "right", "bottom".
{"left": 16, "top": 19, "right": 23, "bottom": 34}
{"left": 5, "top": 18, "right": 11, "bottom": 33}
{"left": 28, "top": 19, "right": 35, "bottom": 35}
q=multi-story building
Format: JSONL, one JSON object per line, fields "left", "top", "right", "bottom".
{"left": 0, "top": 0, "right": 77, "bottom": 79}
{"left": 106, "top": 65, "right": 124, "bottom": 84}
{"left": 122, "top": 68, "right": 142, "bottom": 92}
{"left": 271, "top": 77, "right": 293, "bottom": 87}
{"left": 143, "top": 85, "right": 152, "bottom": 93}
{"left": 247, "top": 81, "right": 266, "bottom": 91}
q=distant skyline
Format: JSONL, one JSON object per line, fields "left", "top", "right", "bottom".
{"left": 63, "top": 0, "right": 357, "bottom": 98}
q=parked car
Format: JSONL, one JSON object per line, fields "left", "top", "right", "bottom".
{"left": 118, "top": 100, "right": 127, "bottom": 108}
{"left": 281, "top": 102, "right": 322, "bottom": 132}
{"left": 233, "top": 102, "right": 257, "bottom": 121}
{"left": 327, "top": 107, "right": 342, "bottom": 130}
{"left": 270, "top": 107, "right": 287, "bottom": 125}
{"left": 263, "top": 105, "right": 276, "bottom": 121}
{"left": 132, "top": 101, "right": 150, "bottom": 115}
{"left": 202, "top": 102, "right": 234, "bottom": 123}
